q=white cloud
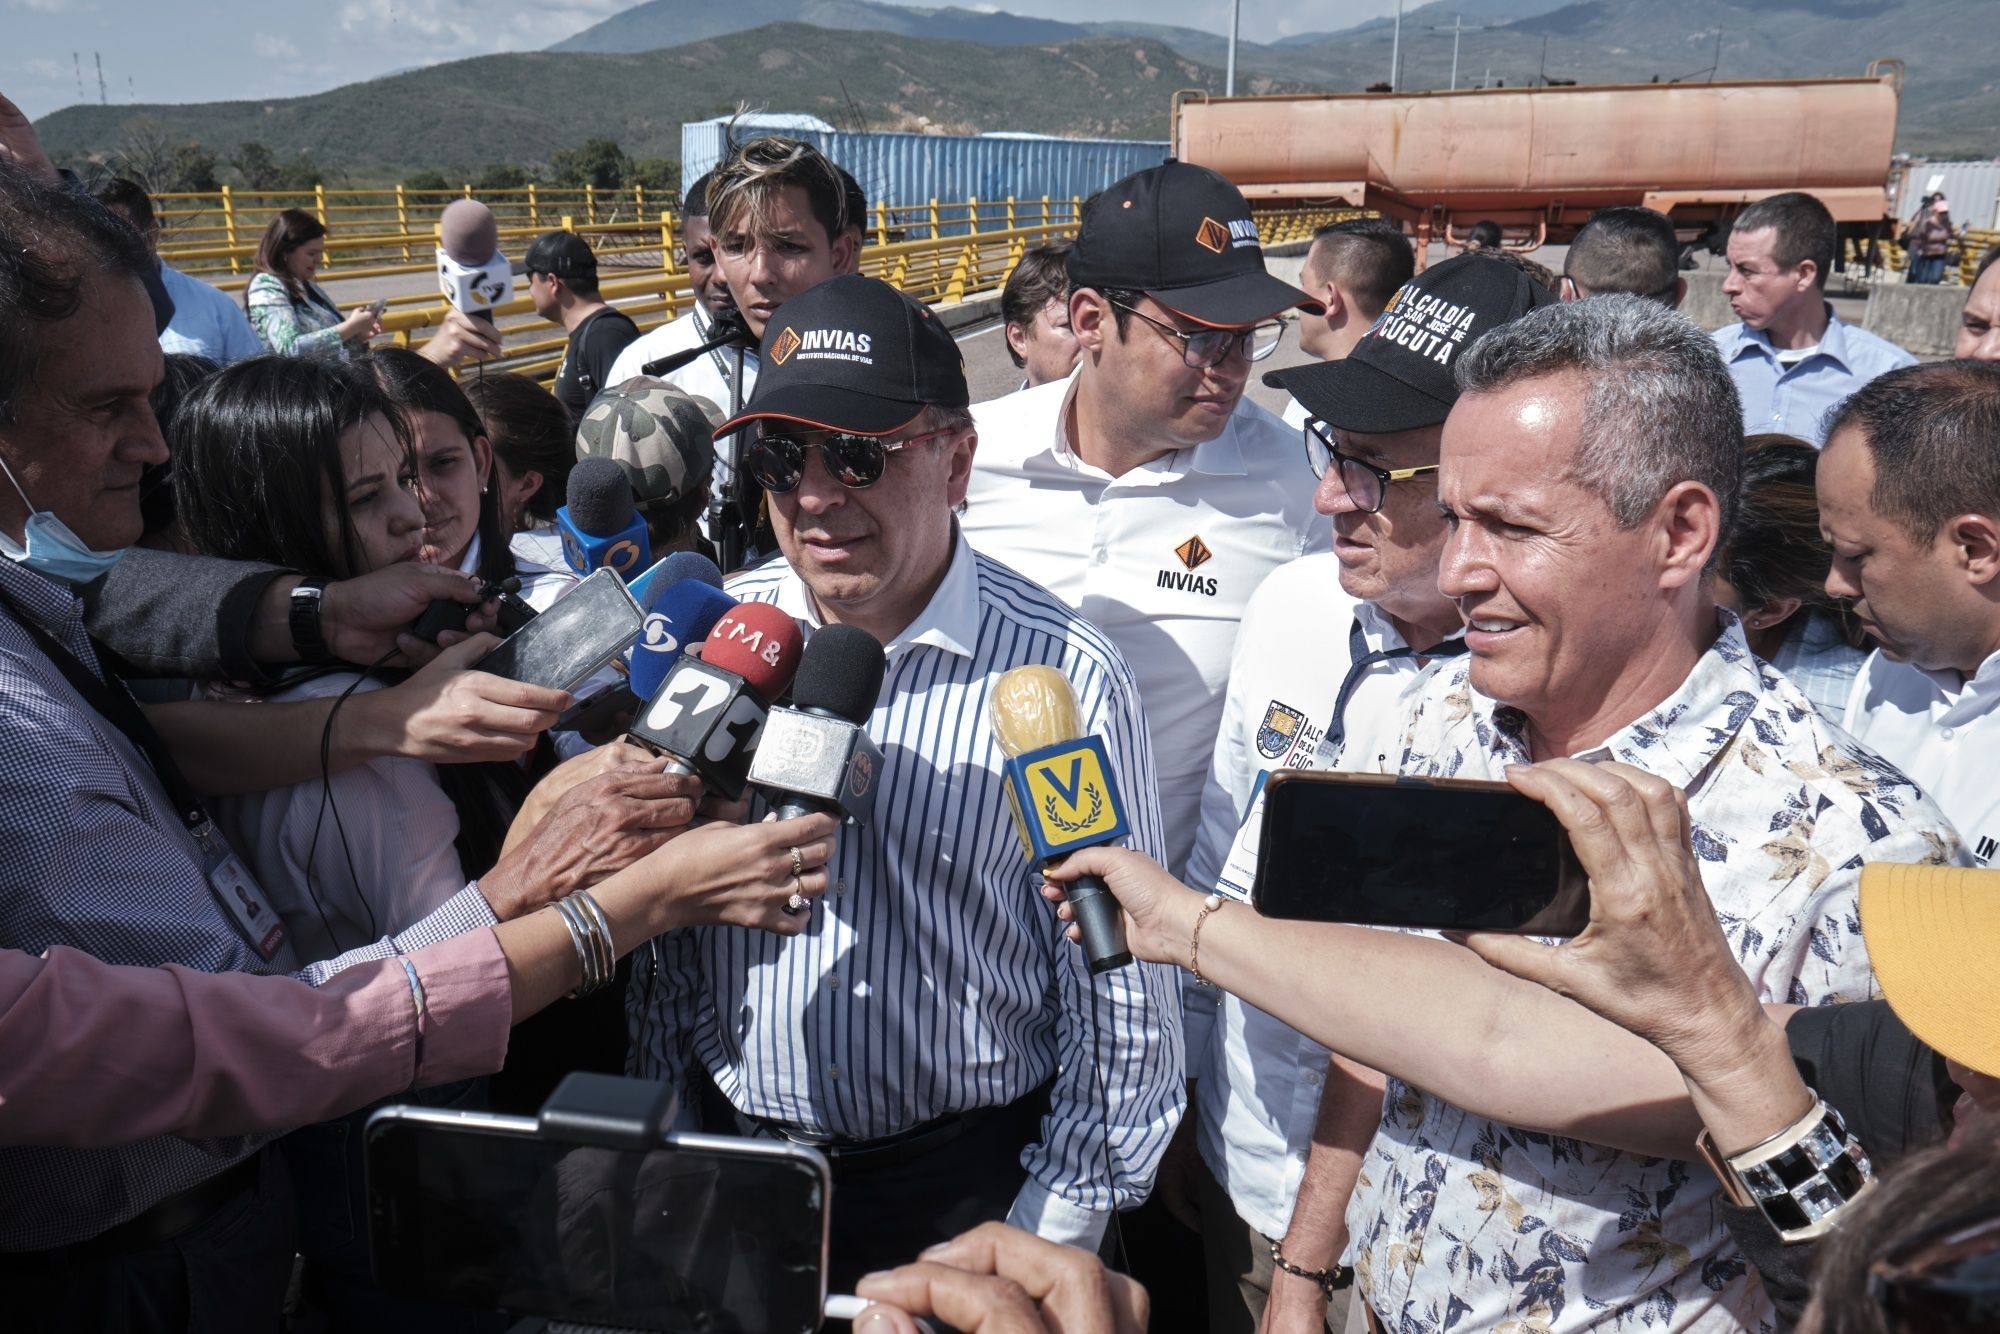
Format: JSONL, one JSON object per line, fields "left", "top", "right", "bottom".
{"left": 8, "top": 0, "right": 75, "bottom": 12}
{"left": 25, "top": 56, "right": 68, "bottom": 79}
{"left": 251, "top": 31, "right": 299, "bottom": 60}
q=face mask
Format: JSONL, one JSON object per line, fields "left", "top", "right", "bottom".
{"left": 0, "top": 454, "right": 125, "bottom": 584}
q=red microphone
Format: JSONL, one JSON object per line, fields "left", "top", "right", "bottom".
{"left": 626, "top": 600, "right": 803, "bottom": 799}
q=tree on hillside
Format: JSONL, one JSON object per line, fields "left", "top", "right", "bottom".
{"left": 550, "top": 138, "right": 631, "bottom": 192}
{"left": 231, "top": 141, "right": 282, "bottom": 189}
{"left": 116, "top": 118, "right": 219, "bottom": 192}
{"left": 474, "top": 162, "right": 538, "bottom": 191}
{"left": 631, "top": 158, "right": 680, "bottom": 199}
{"left": 403, "top": 169, "right": 453, "bottom": 192}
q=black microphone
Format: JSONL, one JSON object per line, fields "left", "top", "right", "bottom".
{"left": 558, "top": 457, "right": 651, "bottom": 580}
{"left": 642, "top": 306, "right": 756, "bottom": 378}
{"left": 748, "top": 624, "right": 887, "bottom": 825}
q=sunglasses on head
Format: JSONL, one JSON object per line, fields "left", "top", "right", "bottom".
{"left": 744, "top": 424, "right": 961, "bottom": 494}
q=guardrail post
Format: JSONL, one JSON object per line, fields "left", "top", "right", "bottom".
{"left": 929, "top": 197, "right": 940, "bottom": 240}
{"left": 528, "top": 184, "right": 539, "bottom": 228}
{"left": 314, "top": 183, "right": 330, "bottom": 269}
{"left": 659, "top": 211, "right": 678, "bottom": 275}
{"left": 586, "top": 185, "right": 597, "bottom": 226}
{"left": 633, "top": 183, "right": 645, "bottom": 220}
{"left": 396, "top": 184, "right": 410, "bottom": 261}
{"left": 1006, "top": 195, "right": 1017, "bottom": 231}
{"left": 967, "top": 196, "right": 979, "bottom": 237}
{"left": 222, "top": 185, "right": 240, "bottom": 275}
{"left": 945, "top": 242, "right": 976, "bottom": 303}
{"left": 1041, "top": 195, "right": 1050, "bottom": 228}
{"left": 1071, "top": 196, "right": 1081, "bottom": 227}
{"left": 875, "top": 201, "right": 890, "bottom": 248}
{"left": 463, "top": 182, "right": 473, "bottom": 199}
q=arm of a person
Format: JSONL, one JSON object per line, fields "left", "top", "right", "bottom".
{"left": 0, "top": 931, "right": 512, "bottom": 1148}
{"left": 84, "top": 547, "right": 292, "bottom": 681}
{"left": 1264, "top": 1055, "right": 1389, "bottom": 1331}
{"left": 1009, "top": 667, "right": 1185, "bottom": 1246}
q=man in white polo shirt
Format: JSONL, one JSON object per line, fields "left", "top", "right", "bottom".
{"left": 964, "top": 161, "right": 1332, "bottom": 875}
{"left": 1822, "top": 359, "right": 2000, "bottom": 855}
{"left": 1184, "top": 253, "right": 1555, "bottom": 1333}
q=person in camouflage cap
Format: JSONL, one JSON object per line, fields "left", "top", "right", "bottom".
{"left": 575, "top": 377, "right": 719, "bottom": 556}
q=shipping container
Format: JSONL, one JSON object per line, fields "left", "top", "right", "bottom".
{"left": 1891, "top": 159, "right": 2000, "bottom": 229}
{"left": 679, "top": 121, "right": 1167, "bottom": 235}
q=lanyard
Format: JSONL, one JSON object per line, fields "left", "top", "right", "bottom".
{"left": 1323, "top": 619, "right": 1468, "bottom": 755}
{"left": 8, "top": 608, "right": 211, "bottom": 832}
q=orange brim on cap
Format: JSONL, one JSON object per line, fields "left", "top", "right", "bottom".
{"left": 1859, "top": 861, "right": 2000, "bottom": 1077}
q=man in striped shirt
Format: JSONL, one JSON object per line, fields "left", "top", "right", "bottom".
{"left": 630, "top": 274, "right": 1184, "bottom": 1285}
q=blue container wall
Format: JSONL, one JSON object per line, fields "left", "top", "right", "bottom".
{"left": 679, "top": 126, "right": 1167, "bottom": 234}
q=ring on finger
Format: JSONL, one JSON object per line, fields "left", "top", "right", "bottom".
{"left": 788, "top": 845, "right": 805, "bottom": 877}
{"left": 782, "top": 873, "right": 809, "bottom": 916}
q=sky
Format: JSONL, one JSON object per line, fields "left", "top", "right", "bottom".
{"left": 5, "top": 0, "right": 1407, "bottom": 121}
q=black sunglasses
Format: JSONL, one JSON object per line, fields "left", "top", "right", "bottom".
{"left": 745, "top": 425, "right": 960, "bottom": 494}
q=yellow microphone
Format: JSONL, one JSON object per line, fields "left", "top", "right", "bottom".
{"left": 989, "top": 665, "right": 1133, "bottom": 972}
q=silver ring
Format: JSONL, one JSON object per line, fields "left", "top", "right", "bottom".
{"left": 788, "top": 845, "right": 805, "bottom": 877}
{"left": 782, "top": 874, "right": 808, "bottom": 917}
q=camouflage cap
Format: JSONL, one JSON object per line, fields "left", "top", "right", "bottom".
{"left": 575, "top": 378, "right": 719, "bottom": 510}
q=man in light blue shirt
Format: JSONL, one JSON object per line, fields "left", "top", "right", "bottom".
{"left": 93, "top": 178, "right": 262, "bottom": 365}
{"left": 1712, "top": 191, "right": 1914, "bottom": 445}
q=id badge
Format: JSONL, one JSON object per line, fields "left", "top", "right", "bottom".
{"left": 1214, "top": 772, "right": 1268, "bottom": 903}
{"left": 193, "top": 822, "right": 287, "bottom": 961}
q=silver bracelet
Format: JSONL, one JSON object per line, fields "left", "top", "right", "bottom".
{"left": 573, "top": 890, "right": 618, "bottom": 986}
{"left": 395, "top": 956, "right": 429, "bottom": 1089}
{"left": 551, "top": 898, "right": 600, "bottom": 997}
{"left": 554, "top": 895, "right": 614, "bottom": 996}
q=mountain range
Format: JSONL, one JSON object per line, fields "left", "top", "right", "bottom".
{"left": 31, "top": 0, "right": 1995, "bottom": 175}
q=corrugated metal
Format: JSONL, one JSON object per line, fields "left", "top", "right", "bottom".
{"left": 679, "top": 124, "right": 1166, "bottom": 233}
{"left": 1892, "top": 159, "right": 2000, "bottom": 229}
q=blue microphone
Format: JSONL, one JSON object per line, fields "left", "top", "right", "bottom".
{"left": 629, "top": 555, "right": 736, "bottom": 704}
{"left": 558, "top": 456, "right": 650, "bottom": 580}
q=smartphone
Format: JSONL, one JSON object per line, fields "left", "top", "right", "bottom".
{"left": 1252, "top": 771, "right": 1590, "bottom": 935}
{"left": 473, "top": 568, "right": 643, "bottom": 694}
{"left": 366, "top": 296, "right": 388, "bottom": 319}
{"left": 365, "top": 1105, "right": 830, "bottom": 1332}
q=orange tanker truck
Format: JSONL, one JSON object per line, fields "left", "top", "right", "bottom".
{"left": 1173, "top": 63, "right": 1903, "bottom": 258}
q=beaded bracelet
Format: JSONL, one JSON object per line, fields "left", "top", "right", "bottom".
{"left": 1189, "top": 894, "right": 1225, "bottom": 986}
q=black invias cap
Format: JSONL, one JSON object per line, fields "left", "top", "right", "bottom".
{"left": 792, "top": 624, "right": 885, "bottom": 723}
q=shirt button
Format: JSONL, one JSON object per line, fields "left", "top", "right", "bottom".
{"left": 829, "top": 1064, "right": 841, "bottom": 1080}
{"left": 826, "top": 972, "right": 840, "bottom": 989}
{"left": 1303, "top": 1071, "right": 1322, "bottom": 1087}
{"left": 1942, "top": 727, "right": 1956, "bottom": 741}
{"left": 835, "top": 880, "right": 847, "bottom": 896}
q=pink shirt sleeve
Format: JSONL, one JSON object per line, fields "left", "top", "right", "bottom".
{"left": 0, "top": 929, "right": 513, "bottom": 1148}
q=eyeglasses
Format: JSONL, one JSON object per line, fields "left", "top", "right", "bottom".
{"left": 744, "top": 425, "right": 961, "bottom": 494}
{"left": 1304, "top": 419, "right": 1439, "bottom": 513}
{"left": 1866, "top": 1207, "right": 2000, "bottom": 1329}
{"left": 1105, "top": 299, "right": 1286, "bottom": 369}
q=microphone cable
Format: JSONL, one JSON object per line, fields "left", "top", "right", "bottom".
{"left": 301, "top": 644, "right": 400, "bottom": 954}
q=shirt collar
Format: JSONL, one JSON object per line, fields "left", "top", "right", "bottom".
{"left": 457, "top": 533, "right": 481, "bottom": 575}
{"left": 1353, "top": 597, "right": 1413, "bottom": 655}
{"left": 767, "top": 528, "right": 982, "bottom": 660}
{"left": 1051, "top": 371, "right": 1248, "bottom": 480}
{"left": 1486, "top": 611, "right": 1763, "bottom": 789}
{"left": 1726, "top": 303, "right": 1853, "bottom": 371}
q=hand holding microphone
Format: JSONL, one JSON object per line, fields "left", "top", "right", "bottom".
{"left": 437, "top": 199, "right": 512, "bottom": 325}
{"left": 989, "top": 665, "right": 1136, "bottom": 973}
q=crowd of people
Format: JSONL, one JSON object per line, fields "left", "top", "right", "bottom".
{"left": 0, "top": 84, "right": 1995, "bottom": 1334}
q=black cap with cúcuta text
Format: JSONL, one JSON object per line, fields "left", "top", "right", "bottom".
{"left": 1067, "top": 160, "right": 1324, "bottom": 327}
{"left": 715, "top": 274, "right": 968, "bottom": 438}
{"left": 1265, "top": 251, "right": 1558, "bottom": 435}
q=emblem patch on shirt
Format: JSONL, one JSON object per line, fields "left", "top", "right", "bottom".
{"left": 1194, "top": 217, "right": 1232, "bottom": 254}
{"left": 1175, "top": 535, "right": 1213, "bottom": 570}
{"left": 770, "top": 326, "right": 802, "bottom": 364}
{"left": 1257, "top": 701, "right": 1306, "bottom": 760}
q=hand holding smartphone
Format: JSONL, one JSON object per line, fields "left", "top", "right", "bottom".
{"left": 1251, "top": 771, "right": 1590, "bottom": 935}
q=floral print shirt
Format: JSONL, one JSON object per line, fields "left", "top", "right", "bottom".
{"left": 1346, "top": 615, "right": 1963, "bottom": 1333}
{"left": 245, "top": 272, "right": 348, "bottom": 360}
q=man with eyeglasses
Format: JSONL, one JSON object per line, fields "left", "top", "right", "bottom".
{"left": 964, "top": 161, "right": 1332, "bottom": 881}
{"left": 1173, "top": 252, "right": 1554, "bottom": 1333}
{"left": 627, "top": 273, "right": 1184, "bottom": 1287}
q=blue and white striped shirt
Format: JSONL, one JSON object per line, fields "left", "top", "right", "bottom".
{"left": 630, "top": 535, "right": 1185, "bottom": 1245}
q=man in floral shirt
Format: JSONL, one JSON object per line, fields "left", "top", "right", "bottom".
{"left": 1324, "top": 296, "right": 1961, "bottom": 1332}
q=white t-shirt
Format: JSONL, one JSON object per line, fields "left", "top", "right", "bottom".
{"left": 1183, "top": 556, "right": 1440, "bottom": 1239}
{"left": 964, "top": 372, "right": 1333, "bottom": 873}
{"left": 1843, "top": 647, "right": 1999, "bottom": 859}
{"left": 607, "top": 307, "right": 758, "bottom": 524}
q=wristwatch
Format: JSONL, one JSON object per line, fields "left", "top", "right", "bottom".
{"left": 288, "top": 577, "right": 333, "bottom": 663}
{"left": 1269, "top": 1237, "right": 1354, "bottom": 1299}
{"left": 1695, "top": 1093, "right": 1875, "bottom": 1244}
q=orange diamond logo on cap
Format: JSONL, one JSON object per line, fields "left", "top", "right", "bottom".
{"left": 1175, "top": 534, "right": 1214, "bottom": 570}
{"left": 1194, "top": 217, "right": 1232, "bottom": 254}
{"left": 771, "top": 326, "right": 802, "bottom": 364}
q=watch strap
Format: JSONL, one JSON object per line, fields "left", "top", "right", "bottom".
{"left": 289, "top": 577, "right": 332, "bottom": 663}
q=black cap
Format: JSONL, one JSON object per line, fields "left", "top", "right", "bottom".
{"left": 1265, "top": 252, "right": 1558, "bottom": 434}
{"left": 717, "top": 275, "right": 968, "bottom": 437}
{"left": 523, "top": 230, "right": 597, "bottom": 280}
{"left": 1067, "top": 161, "right": 1322, "bottom": 327}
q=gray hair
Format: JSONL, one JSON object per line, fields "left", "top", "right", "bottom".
{"left": 1455, "top": 294, "right": 1742, "bottom": 553}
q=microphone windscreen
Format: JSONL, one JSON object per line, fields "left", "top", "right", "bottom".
{"left": 792, "top": 624, "right": 886, "bottom": 724}
{"left": 439, "top": 199, "right": 499, "bottom": 265}
{"left": 565, "top": 456, "right": 636, "bottom": 537}
{"left": 702, "top": 602, "right": 804, "bottom": 701}
{"left": 989, "top": 664, "right": 1085, "bottom": 756}
{"left": 655, "top": 549, "right": 723, "bottom": 595}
